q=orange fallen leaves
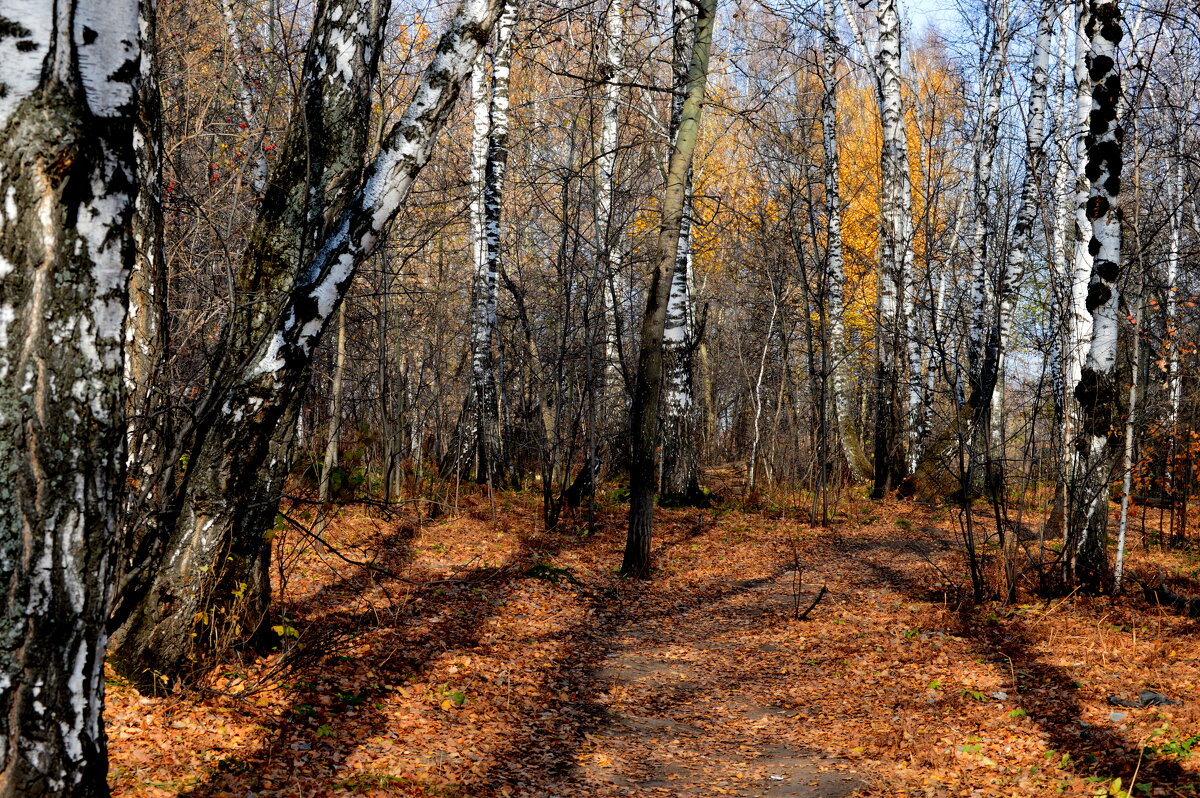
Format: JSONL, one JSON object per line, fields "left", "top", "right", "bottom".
{"left": 105, "top": 491, "right": 1200, "bottom": 797}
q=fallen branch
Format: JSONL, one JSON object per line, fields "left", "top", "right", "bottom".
{"left": 1136, "top": 568, "right": 1200, "bottom": 618}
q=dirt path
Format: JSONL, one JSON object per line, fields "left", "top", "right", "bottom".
{"left": 567, "top": 572, "right": 864, "bottom": 796}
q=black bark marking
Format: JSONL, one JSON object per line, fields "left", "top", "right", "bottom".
{"left": 1074, "top": 368, "right": 1120, "bottom": 439}
{"left": 1088, "top": 54, "right": 1113, "bottom": 81}
{"left": 109, "top": 58, "right": 138, "bottom": 84}
{"left": 81, "top": 25, "right": 98, "bottom": 45}
{"left": 1086, "top": 195, "right": 1109, "bottom": 220}
{"left": 0, "top": 16, "right": 32, "bottom": 40}
{"left": 1095, "top": 259, "right": 1119, "bottom": 283}
{"left": 1085, "top": 281, "right": 1111, "bottom": 312}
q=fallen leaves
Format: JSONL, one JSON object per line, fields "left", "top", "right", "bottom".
{"left": 105, "top": 493, "right": 1200, "bottom": 796}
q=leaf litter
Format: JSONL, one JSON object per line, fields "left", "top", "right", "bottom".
{"left": 107, "top": 492, "right": 1200, "bottom": 796}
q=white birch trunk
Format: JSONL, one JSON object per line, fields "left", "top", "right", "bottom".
{"left": 991, "top": 0, "right": 1053, "bottom": 460}
{"left": 660, "top": 0, "right": 702, "bottom": 501}
{"left": 1063, "top": 0, "right": 1096, "bottom": 470}
{"left": 1065, "top": 0, "right": 1123, "bottom": 593}
{"left": 1165, "top": 157, "right": 1182, "bottom": 435}
{"left": 220, "top": 0, "right": 269, "bottom": 192}
{"left": 822, "top": 0, "right": 872, "bottom": 482}
{"left": 594, "top": 0, "right": 625, "bottom": 425}
{"left": 319, "top": 302, "right": 347, "bottom": 505}
{"left": 1049, "top": 0, "right": 1074, "bottom": 531}
{"left": 748, "top": 299, "right": 778, "bottom": 488}
{"left": 468, "top": 52, "right": 496, "bottom": 481}
{"left": 1115, "top": 295, "right": 1142, "bottom": 592}
{"left": 872, "top": 0, "right": 917, "bottom": 496}
{"left": 0, "top": 2, "right": 139, "bottom": 793}
{"left": 467, "top": 1, "right": 517, "bottom": 485}
{"left": 964, "top": 0, "right": 1007, "bottom": 488}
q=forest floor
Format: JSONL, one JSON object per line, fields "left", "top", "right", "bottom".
{"left": 107, "top": 484, "right": 1200, "bottom": 797}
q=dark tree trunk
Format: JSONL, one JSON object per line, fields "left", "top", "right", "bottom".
{"left": 623, "top": 0, "right": 717, "bottom": 577}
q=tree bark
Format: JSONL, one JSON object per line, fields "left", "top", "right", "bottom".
{"left": 110, "top": 0, "right": 507, "bottom": 683}
{"left": 1061, "top": 0, "right": 1098, "bottom": 513}
{"left": 871, "top": 0, "right": 916, "bottom": 498}
{"left": 118, "top": 0, "right": 175, "bottom": 628}
{"left": 821, "top": 0, "right": 872, "bottom": 483}
{"left": 473, "top": 1, "right": 518, "bottom": 486}
{"left": 1064, "top": 0, "right": 1123, "bottom": 595}
{"left": 1048, "top": 0, "right": 1074, "bottom": 535}
{"left": 964, "top": 0, "right": 1007, "bottom": 493}
{"left": 623, "top": 0, "right": 716, "bottom": 576}
{"left": 0, "top": 2, "right": 139, "bottom": 793}
{"left": 319, "top": 302, "right": 348, "bottom": 505}
{"left": 660, "top": 0, "right": 704, "bottom": 504}
{"left": 595, "top": 0, "right": 626, "bottom": 439}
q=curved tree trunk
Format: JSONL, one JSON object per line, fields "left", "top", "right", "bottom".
{"left": 0, "top": 2, "right": 139, "bottom": 794}
{"left": 110, "top": 0, "right": 506, "bottom": 684}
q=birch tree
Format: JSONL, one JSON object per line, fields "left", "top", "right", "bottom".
{"left": 624, "top": 0, "right": 717, "bottom": 576}
{"left": 871, "top": 0, "right": 917, "bottom": 497}
{"left": 1064, "top": 0, "right": 1123, "bottom": 594}
{"left": 594, "top": 0, "right": 625, "bottom": 436}
{"left": 464, "top": 0, "right": 516, "bottom": 488}
{"left": 0, "top": 1, "right": 139, "bottom": 793}
{"left": 1163, "top": 151, "right": 1182, "bottom": 489}
{"left": 1048, "top": 0, "right": 1075, "bottom": 532}
{"left": 110, "top": 0, "right": 508, "bottom": 682}
{"left": 661, "top": 0, "right": 704, "bottom": 504}
{"left": 1061, "top": 0, "right": 1097, "bottom": 505}
{"left": 965, "top": 0, "right": 1007, "bottom": 490}
{"left": 969, "top": 0, "right": 1054, "bottom": 496}
{"left": 821, "top": 0, "right": 873, "bottom": 482}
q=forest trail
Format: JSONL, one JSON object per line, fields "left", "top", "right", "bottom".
{"left": 106, "top": 493, "right": 1200, "bottom": 797}
{"left": 575, "top": 570, "right": 862, "bottom": 796}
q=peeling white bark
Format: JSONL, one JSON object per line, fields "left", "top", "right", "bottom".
{"left": 255, "top": 0, "right": 506, "bottom": 374}
{"left": 1065, "top": 0, "right": 1123, "bottom": 593}
{"left": 1, "top": 1, "right": 138, "bottom": 793}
